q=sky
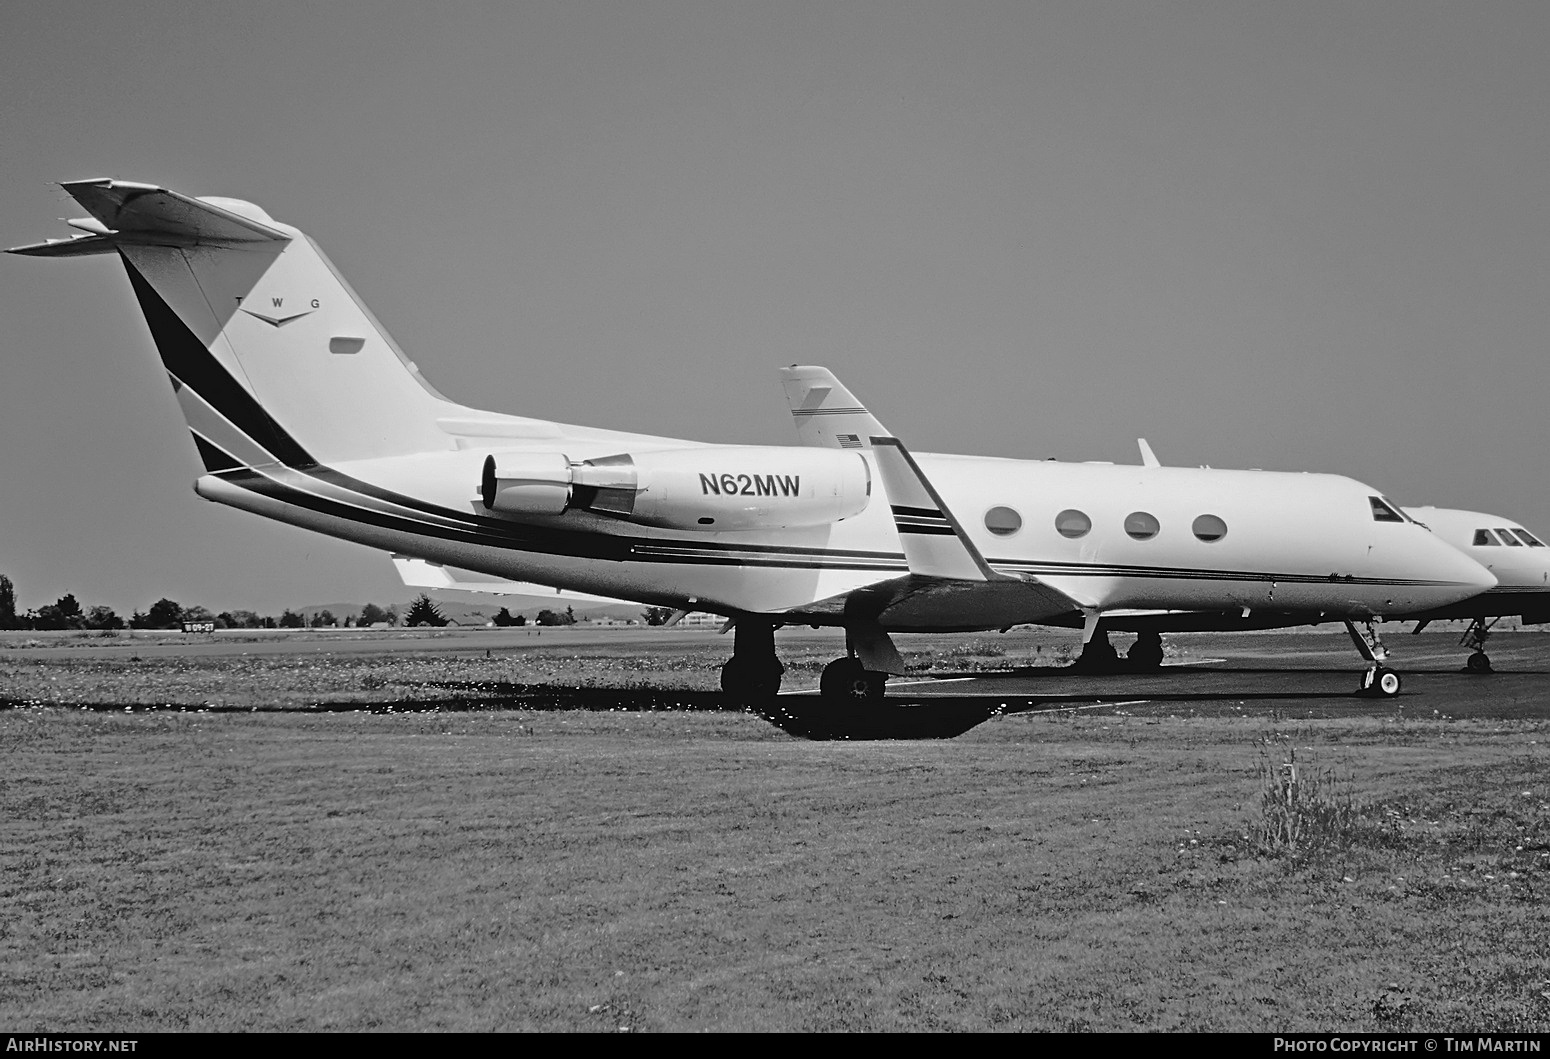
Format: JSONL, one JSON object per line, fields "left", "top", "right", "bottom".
{"left": 2, "top": 1, "right": 1549, "bottom": 616}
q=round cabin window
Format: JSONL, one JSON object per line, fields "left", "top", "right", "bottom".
{"left": 1192, "top": 514, "right": 1227, "bottom": 542}
{"left": 985, "top": 506, "right": 1022, "bottom": 536}
{"left": 1055, "top": 509, "right": 1091, "bottom": 539}
{"left": 1124, "top": 511, "right": 1160, "bottom": 540}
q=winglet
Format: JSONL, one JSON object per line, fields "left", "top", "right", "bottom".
{"left": 869, "top": 436, "right": 1007, "bottom": 582}
{"left": 1138, "top": 438, "right": 1160, "bottom": 467}
{"left": 780, "top": 365, "right": 888, "bottom": 449}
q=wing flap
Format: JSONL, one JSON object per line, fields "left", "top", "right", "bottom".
{"left": 780, "top": 573, "right": 1082, "bottom": 631}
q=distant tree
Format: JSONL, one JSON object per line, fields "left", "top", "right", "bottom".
{"left": 359, "top": 602, "right": 392, "bottom": 626}
{"left": 34, "top": 594, "right": 86, "bottom": 631}
{"left": 642, "top": 606, "right": 674, "bottom": 626}
{"left": 0, "top": 574, "right": 17, "bottom": 630}
{"left": 513, "top": 612, "right": 527, "bottom": 626}
{"left": 405, "top": 594, "right": 448, "bottom": 627}
{"left": 535, "top": 607, "right": 576, "bottom": 627}
{"left": 182, "top": 605, "right": 215, "bottom": 626}
{"left": 278, "top": 608, "right": 306, "bottom": 629}
{"left": 217, "top": 610, "right": 264, "bottom": 630}
{"left": 309, "top": 609, "right": 336, "bottom": 628}
{"left": 493, "top": 607, "right": 519, "bottom": 627}
{"left": 138, "top": 598, "right": 184, "bottom": 629}
{"left": 84, "top": 605, "right": 125, "bottom": 631}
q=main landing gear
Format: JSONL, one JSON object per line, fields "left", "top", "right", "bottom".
{"left": 1126, "top": 629, "right": 1166, "bottom": 670}
{"left": 1345, "top": 620, "right": 1402, "bottom": 698}
{"left": 817, "top": 622, "right": 901, "bottom": 704}
{"left": 721, "top": 618, "right": 901, "bottom": 706}
{"left": 1460, "top": 617, "right": 1496, "bottom": 674}
{"left": 819, "top": 657, "right": 887, "bottom": 703}
{"left": 1071, "top": 625, "right": 1165, "bottom": 672}
{"left": 719, "top": 619, "right": 784, "bottom": 703}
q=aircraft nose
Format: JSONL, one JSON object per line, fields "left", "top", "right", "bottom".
{"left": 1431, "top": 534, "right": 1497, "bottom": 601}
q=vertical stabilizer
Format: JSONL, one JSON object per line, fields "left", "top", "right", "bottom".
{"left": 780, "top": 365, "right": 888, "bottom": 449}
{"left": 11, "top": 179, "right": 459, "bottom": 470}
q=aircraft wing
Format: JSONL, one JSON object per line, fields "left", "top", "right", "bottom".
{"left": 779, "top": 365, "right": 888, "bottom": 449}
{"left": 782, "top": 572, "right": 1082, "bottom": 631}
{"left": 779, "top": 436, "right": 1084, "bottom": 629}
{"left": 7, "top": 178, "right": 288, "bottom": 257}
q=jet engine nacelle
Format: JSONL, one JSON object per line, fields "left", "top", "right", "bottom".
{"left": 481, "top": 447, "right": 871, "bottom": 531}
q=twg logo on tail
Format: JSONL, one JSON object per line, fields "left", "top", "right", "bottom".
{"left": 238, "top": 294, "right": 319, "bottom": 327}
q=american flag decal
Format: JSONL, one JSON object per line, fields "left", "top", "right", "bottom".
{"left": 837, "top": 433, "right": 863, "bottom": 449}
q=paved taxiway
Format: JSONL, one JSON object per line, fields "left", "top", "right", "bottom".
{"left": 864, "top": 631, "right": 1550, "bottom": 724}
{"left": 3, "top": 627, "right": 1546, "bottom": 727}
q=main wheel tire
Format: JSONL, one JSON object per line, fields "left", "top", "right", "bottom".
{"left": 720, "top": 657, "right": 782, "bottom": 701}
{"left": 1374, "top": 667, "right": 1401, "bottom": 697}
{"left": 1466, "top": 652, "right": 1493, "bottom": 674}
{"left": 820, "top": 657, "right": 886, "bottom": 703}
{"left": 1126, "top": 638, "right": 1165, "bottom": 670}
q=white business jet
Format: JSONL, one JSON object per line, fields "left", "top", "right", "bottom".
{"left": 10, "top": 180, "right": 1493, "bottom": 707}
{"left": 780, "top": 366, "right": 1498, "bottom": 696}
{"left": 1400, "top": 506, "right": 1550, "bottom": 672}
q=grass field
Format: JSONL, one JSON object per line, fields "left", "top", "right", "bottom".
{"left": 1, "top": 628, "right": 1548, "bottom": 1031}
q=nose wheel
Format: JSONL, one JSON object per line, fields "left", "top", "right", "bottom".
{"left": 1347, "top": 620, "right": 1403, "bottom": 698}
{"left": 1359, "top": 665, "right": 1402, "bottom": 697}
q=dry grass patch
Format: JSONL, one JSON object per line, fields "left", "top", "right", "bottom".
{"left": 1, "top": 706, "right": 1547, "bottom": 1031}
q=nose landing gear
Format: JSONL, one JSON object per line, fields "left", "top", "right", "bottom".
{"left": 1346, "top": 620, "right": 1401, "bottom": 697}
{"left": 1460, "top": 617, "right": 1496, "bottom": 674}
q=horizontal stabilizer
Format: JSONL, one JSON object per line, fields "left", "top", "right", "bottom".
{"left": 6, "top": 232, "right": 119, "bottom": 257}
{"left": 781, "top": 365, "right": 888, "bottom": 449}
{"left": 390, "top": 556, "right": 631, "bottom": 604}
{"left": 7, "top": 178, "right": 289, "bottom": 257}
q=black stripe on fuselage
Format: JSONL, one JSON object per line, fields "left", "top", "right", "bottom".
{"left": 213, "top": 465, "right": 1467, "bottom": 587}
{"left": 215, "top": 467, "right": 907, "bottom": 571}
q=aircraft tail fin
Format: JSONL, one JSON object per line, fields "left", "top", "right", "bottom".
{"left": 9, "top": 179, "right": 460, "bottom": 471}
{"left": 780, "top": 365, "right": 889, "bottom": 449}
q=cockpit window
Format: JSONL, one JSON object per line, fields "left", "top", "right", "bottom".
{"left": 1369, "top": 497, "right": 1405, "bottom": 523}
{"left": 1474, "top": 529, "right": 1501, "bottom": 546}
{"left": 1497, "top": 527, "right": 1524, "bottom": 546}
{"left": 1513, "top": 529, "right": 1546, "bottom": 547}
